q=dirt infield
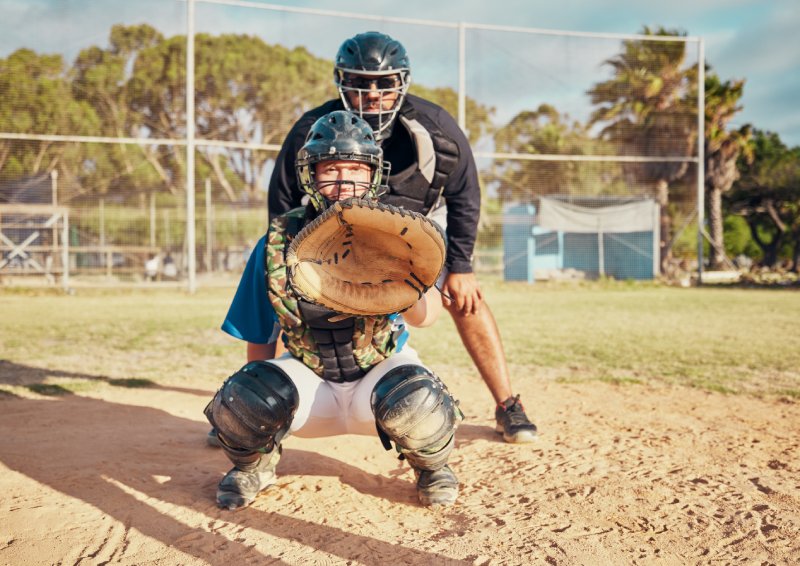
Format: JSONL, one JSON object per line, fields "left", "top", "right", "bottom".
{"left": 1, "top": 362, "right": 798, "bottom": 565}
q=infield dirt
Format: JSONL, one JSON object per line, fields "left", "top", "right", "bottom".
{"left": 1, "top": 359, "right": 798, "bottom": 565}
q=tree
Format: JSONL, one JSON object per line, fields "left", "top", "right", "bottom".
{"left": 703, "top": 72, "right": 752, "bottom": 269}
{"left": 126, "top": 31, "right": 336, "bottom": 201}
{"left": 587, "top": 26, "right": 697, "bottom": 273}
{"left": 490, "top": 104, "right": 600, "bottom": 201}
{"left": 194, "top": 34, "right": 333, "bottom": 201}
{"left": 409, "top": 83, "right": 495, "bottom": 145}
{"left": 69, "top": 24, "right": 166, "bottom": 199}
{"left": 728, "top": 130, "right": 800, "bottom": 270}
{"left": 125, "top": 34, "right": 190, "bottom": 196}
{"left": 0, "top": 48, "right": 98, "bottom": 180}
{"left": 2, "top": 28, "right": 494, "bottom": 207}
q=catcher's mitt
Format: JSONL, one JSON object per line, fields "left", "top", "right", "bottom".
{"left": 286, "top": 198, "right": 446, "bottom": 316}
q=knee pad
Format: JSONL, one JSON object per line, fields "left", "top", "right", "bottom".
{"left": 371, "top": 365, "right": 458, "bottom": 470}
{"left": 205, "top": 361, "right": 299, "bottom": 452}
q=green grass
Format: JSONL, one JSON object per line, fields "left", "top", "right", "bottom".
{"left": 1, "top": 279, "right": 799, "bottom": 398}
{"left": 413, "top": 278, "right": 800, "bottom": 397}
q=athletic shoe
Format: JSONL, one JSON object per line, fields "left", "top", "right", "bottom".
{"left": 416, "top": 465, "right": 459, "bottom": 507}
{"left": 206, "top": 427, "right": 222, "bottom": 448}
{"left": 216, "top": 450, "right": 280, "bottom": 510}
{"left": 495, "top": 395, "right": 538, "bottom": 443}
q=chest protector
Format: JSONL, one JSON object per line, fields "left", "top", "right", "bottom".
{"left": 381, "top": 104, "right": 461, "bottom": 215}
{"left": 264, "top": 208, "right": 397, "bottom": 383}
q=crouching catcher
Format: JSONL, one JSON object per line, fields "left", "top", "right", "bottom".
{"left": 205, "top": 110, "right": 462, "bottom": 509}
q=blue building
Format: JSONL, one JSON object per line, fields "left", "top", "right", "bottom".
{"left": 503, "top": 196, "right": 660, "bottom": 282}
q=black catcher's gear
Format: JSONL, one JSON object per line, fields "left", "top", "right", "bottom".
{"left": 204, "top": 361, "right": 299, "bottom": 453}
{"left": 216, "top": 447, "right": 281, "bottom": 510}
{"left": 295, "top": 110, "right": 389, "bottom": 211}
{"left": 334, "top": 31, "right": 411, "bottom": 140}
{"left": 371, "top": 364, "right": 459, "bottom": 471}
{"left": 297, "top": 299, "right": 365, "bottom": 382}
{"left": 381, "top": 106, "right": 461, "bottom": 215}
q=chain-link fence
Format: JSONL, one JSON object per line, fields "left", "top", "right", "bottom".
{"left": 0, "top": 0, "right": 703, "bottom": 290}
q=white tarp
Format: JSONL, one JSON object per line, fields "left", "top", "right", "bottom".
{"left": 538, "top": 197, "right": 658, "bottom": 234}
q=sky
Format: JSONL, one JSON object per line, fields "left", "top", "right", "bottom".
{"left": 1, "top": 0, "right": 799, "bottom": 147}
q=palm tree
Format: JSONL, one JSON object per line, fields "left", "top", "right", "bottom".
{"left": 704, "top": 72, "right": 752, "bottom": 269}
{"left": 492, "top": 104, "right": 594, "bottom": 201}
{"left": 587, "top": 26, "right": 697, "bottom": 273}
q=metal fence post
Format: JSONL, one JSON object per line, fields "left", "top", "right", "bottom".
{"left": 696, "top": 38, "right": 706, "bottom": 284}
{"left": 186, "top": 0, "right": 197, "bottom": 293}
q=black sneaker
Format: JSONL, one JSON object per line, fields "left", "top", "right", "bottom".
{"left": 415, "top": 465, "right": 459, "bottom": 507}
{"left": 216, "top": 450, "right": 280, "bottom": 510}
{"left": 495, "top": 395, "right": 538, "bottom": 443}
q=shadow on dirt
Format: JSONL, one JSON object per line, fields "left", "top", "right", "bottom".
{"left": 0, "top": 362, "right": 470, "bottom": 565}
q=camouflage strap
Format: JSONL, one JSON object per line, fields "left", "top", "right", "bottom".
{"left": 265, "top": 208, "right": 397, "bottom": 379}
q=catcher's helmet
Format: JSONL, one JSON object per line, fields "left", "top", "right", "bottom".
{"left": 296, "top": 110, "right": 390, "bottom": 211}
{"left": 333, "top": 31, "right": 411, "bottom": 140}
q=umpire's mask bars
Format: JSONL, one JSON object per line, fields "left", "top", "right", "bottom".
{"left": 333, "top": 31, "right": 411, "bottom": 142}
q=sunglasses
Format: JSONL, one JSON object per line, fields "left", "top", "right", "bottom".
{"left": 342, "top": 75, "right": 401, "bottom": 90}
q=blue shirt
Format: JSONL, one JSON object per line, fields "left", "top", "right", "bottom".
{"left": 222, "top": 235, "right": 409, "bottom": 351}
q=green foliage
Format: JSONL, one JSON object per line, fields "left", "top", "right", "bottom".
{"left": 585, "top": 26, "right": 700, "bottom": 273}
{"left": 69, "top": 202, "right": 265, "bottom": 248}
{"left": 193, "top": 34, "right": 334, "bottom": 200}
{"left": 587, "top": 26, "right": 697, "bottom": 186}
{"left": 670, "top": 216, "right": 699, "bottom": 259}
{"left": 476, "top": 196, "right": 503, "bottom": 249}
{"left": 722, "top": 214, "right": 760, "bottom": 260}
{"left": 728, "top": 129, "right": 800, "bottom": 268}
{"left": 409, "top": 83, "right": 495, "bottom": 145}
{"left": 703, "top": 71, "right": 752, "bottom": 268}
{"left": 0, "top": 48, "right": 100, "bottom": 176}
{"left": 1, "top": 25, "right": 495, "bottom": 211}
{"left": 1, "top": 27, "right": 337, "bottom": 203}
{"left": 490, "top": 104, "right": 619, "bottom": 201}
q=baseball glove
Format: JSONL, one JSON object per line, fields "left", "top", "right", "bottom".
{"left": 286, "top": 198, "right": 446, "bottom": 316}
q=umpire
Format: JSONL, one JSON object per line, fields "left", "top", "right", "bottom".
{"left": 267, "top": 31, "right": 538, "bottom": 443}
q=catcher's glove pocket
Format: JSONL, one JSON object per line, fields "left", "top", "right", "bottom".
{"left": 286, "top": 198, "right": 446, "bottom": 316}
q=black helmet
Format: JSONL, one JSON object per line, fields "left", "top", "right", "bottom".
{"left": 295, "top": 110, "right": 390, "bottom": 211}
{"left": 333, "top": 32, "right": 411, "bottom": 140}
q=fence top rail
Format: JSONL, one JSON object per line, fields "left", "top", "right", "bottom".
{"left": 461, "top": 22, "right": 700, "bottom": 42}
{"left": 196, "top": 0, "right": 460, "bottom": 29}
{"left": 0, "top": 132, "right": 283, "bottom": 151}
{"left": 197, "top": 0, "right": 701, "bottom": 42}
{"left": 69, "top": 245, "right": 161, "bottom": 253}
{"left": 0, "top": 245, "right": 160, "bottom": 253}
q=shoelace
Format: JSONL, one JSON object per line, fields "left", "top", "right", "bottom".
{"left": 501, "top": 395, "right": 532, "bottom": 426}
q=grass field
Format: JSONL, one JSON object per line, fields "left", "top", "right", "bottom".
{"left": 1, "top": 279, "right": 799, "bottom": 399}
{"left": 2, "top": 279, "right": 800, "bottom": 565}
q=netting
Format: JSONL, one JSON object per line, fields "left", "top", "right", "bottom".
{"left": 0, "top": 0, "right": 702, "bottom": 288}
